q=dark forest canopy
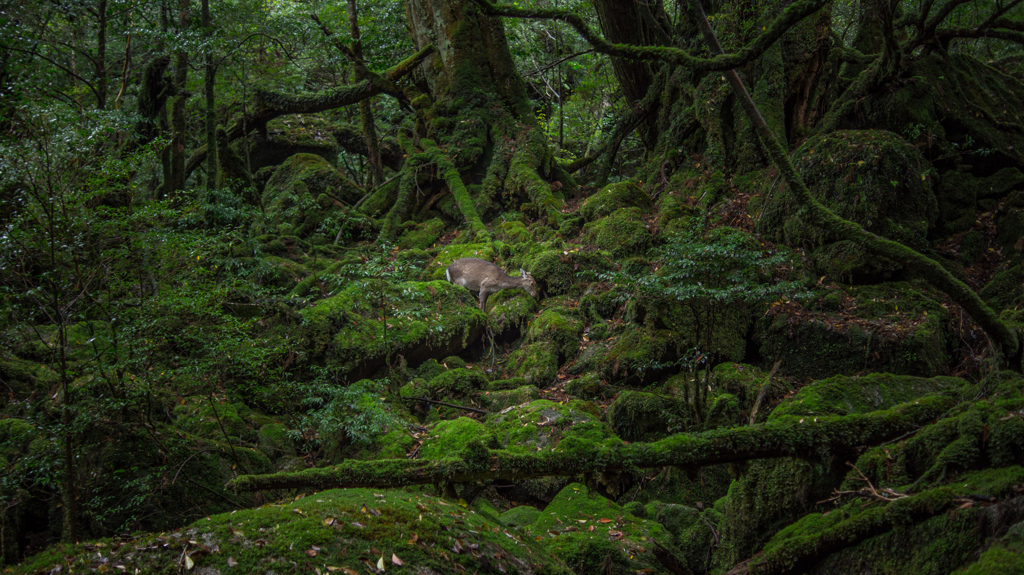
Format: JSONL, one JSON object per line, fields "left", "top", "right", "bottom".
{"left": 2, "top": 0, "right": 1024, "bottom": 573}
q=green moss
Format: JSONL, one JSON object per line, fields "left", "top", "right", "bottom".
{"left": 486, "top": 399, "right": 613, "bottom": 454}
{"left": 478, "top": 385, "right": 540, "bottom": 411}
{"left": 419, "top": 417, "right": 499, "bottom": 459}
{"left": 487, "top": 291, "right": 539, "bottom": 334}
{"left": 0, "top": 359, "right": 59, "bottom": 397}
{"left": 300, "top": 280, "right": 486, "bottom": 379}
{"left": 568, "top": 325, "right": 684, "bottom": 385}
{"left": 526, "top": 307, "right": 584, "bottom": 362}
{"left": 397, "top": 218, "right": 446, "bottom": 250}
{"left": 499, "top": 505, "right": 541, "bottom": 527}
{"left": 10, "top": 488, "right": 571, "bottom": 575}
{"left": 403, "top": 367, "right": 489, "bottom": 402}
{"left": 489, "top": 377, "right": 529, "bottom": 391}
{"left": 497, "top": 220, "right": 533, "bottom": 243}
{"left": 997, "top": 208, "right": 1024, "bottom": 260}
{"left": 263, "top": 153, "right": 361, "bottom": 216}
{"left": 606, "top": 390, "right": 690, "bottom": 442}
{"left": 257, "top": 423, "right": 295, "bottom": 459}
{"left": 581, "top": 207, "right": 653, "bottom": 257}
{"left": 524, "top": 483, "right": 682, "bottom": 575}
{"left": 580, "top": 181, "right": 652, "bottom": 222}
{"left": 770, "top": 373, "right": 967, "bottom": 419}
{"left": 173, "top": 397, "right": 250, "bottom": 441}
{"left": 564, "top": 373, "right": 615, "bottom": 400}
{"left": 757, "top": 130, "right": 937, "bottom": 281}
{"left": 506, "top": 342, "right": 559, "bottom": 385}
{"left": 757, "top": 282, "right": 954, "bottom": 379}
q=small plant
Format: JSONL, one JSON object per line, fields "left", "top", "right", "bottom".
{"left": 290, "top": 371, "right": 397, "bottom": 448}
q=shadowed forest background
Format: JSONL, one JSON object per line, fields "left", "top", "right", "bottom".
{"left": 2, "top": 0, "right": 1024, "bottom": 573}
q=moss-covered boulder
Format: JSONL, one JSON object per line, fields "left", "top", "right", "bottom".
{"left": 523, "top": 483, "right": 684, "bottom": 575}
{"left": 418, "top": 417, "right": 500, "bottom": 459}
{"left": 396, "top": 217, "right": 446, "bottom": 250}
{"left": 300, "top": 280, "right": 487, "bottom": 380}
{"left": 478, "top": 384, "right": 540, "bottom": 411}
{"left": 582, "top": 207, "right": 653, "bottom": 257}
{"left": 526, "top": 306, "right": 584, "bottom": 362}
{"left": 173, "top": 398, "right": 250, "bottom": 441}
{"left": 997, "top": 207, "right": 1024, "bottom": 262}
{"left": 606, "top": 390, "right": 690, "bottom": 442}
{"left": 9, "top": 488, "right": 571, "bottom": 575}
{"left": 0, "top": 359, "right": 59, "bottom": 398}
{"left": 758, "top": 130, "right": 937, "bottom": 282}
{"left": 934, "top": 168, "right": 1024, "bottom": 238}
{"left": 506, "top": 341, "right": 560, "bottom": 385}
{"left": 756, "top": 282, "right": 953, "bottom": 379}
{"left": 981, "top": 264, "right": 1024, "bottom": 311}
{"left": 487, "top": 291, "right": 539, "bottom": 336}
{"left": 568, "top": 325, "right": 685, "bottom": 386}
{"left": 580, "top": 181, "right": 652, "bottom": 222}
{"left": 499, "top": 505, "right": 541, "bottom": 527}
{"left": 262, "top": 153, "right": 362, "bottom": 219}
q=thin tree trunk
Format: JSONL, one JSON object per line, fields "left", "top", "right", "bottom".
{"left": 347, "top": 0, "right": 384, "bottom": 187}
{"left": 203, "top": 0, "right": 216, "bottom": 189}
{"left": 168, "top": 0, "right": 190, "bottom": 194}
{"left": 96, "top": 0, "right": 107, "bottom": 110}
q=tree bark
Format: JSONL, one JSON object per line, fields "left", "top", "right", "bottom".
{"left": 347, "top": 0, "right": 384, "bottom": 187}
{"left": 167, "top": 0, "right": 190, "bottom": 195}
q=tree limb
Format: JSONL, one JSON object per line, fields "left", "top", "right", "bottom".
{"left": 228, "top": 395, "right": 952, "bottom": 492}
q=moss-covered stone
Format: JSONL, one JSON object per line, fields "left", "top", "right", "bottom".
{"left": 606, "top": 390, "right": 690, "bottom": 442}
{"left": 418, "top": 417, "right": 499, "bottom": 459}
{"left": 580, "top": 181, "right": 652, "bottom": 222}
{"left": 568, "top": 325, "right": 684, "bottom": 386}
{"left": 526, "top": 307, "right": 584, "bottom": 362}
{"left": 173, "top": 397, "right": 250, "bottom": 441}
{"left": 478, "top": 385, "right": 540, "bottom": 411}
{"left": 0, "top": 359, "right": 59, "bottom": 397}
{"left": 9, "top": 488, "right": 571, "bottom": 575}
{"left": 499, "top": 505, "right": 541, "bottom": 527}
{"left": 506, "top": 342, "right": 559, "bottom": 386}
{"left": 997, "top": 207, "right": 1024, "bottom": 261}
{"left": 756, "top": 282, "right": 953, "bottom": 379}
{"left": 262, "top": 153, "right": 362, "bottom": 217}
{"left": 581, "top": 207, "right": 653, "bottom": 257}
{"left": 396, "top": 217, "right": 446, "bottom": 250}
{"left": 486, "top": 291, "right": 539, "bottom": 335}
{"left": 523, "top": 483, "right": 683, "bottom": 575}
{"left": 300, "top": 280, "right": 486, "bottom": 380}
{"left": 758, "top": 130, "right": 937, "bottom": 282}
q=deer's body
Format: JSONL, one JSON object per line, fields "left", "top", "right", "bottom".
{"left": 446, "top": 258, "right": 537, "bottom": 311}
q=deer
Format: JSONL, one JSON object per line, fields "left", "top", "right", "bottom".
{"left": 445, "top": 258, "right": 537, "bottom": 311}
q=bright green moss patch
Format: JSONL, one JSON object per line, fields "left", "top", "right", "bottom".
{"left": 506, "top": 342, "right": 559, "bottom": 385}
{"left": 419, "top": 417, "right": 499, "bottom": 459}
{"left": 300, "top": 280, "right": 486, "bottom": 378}
{"left": 526, "top": 307, "right": 584, "bottom": 361}
{"left": 500, "top": 505, "right": 541, "bottom": 527}
{"left": 9, "top": 488, "right": 571, "bottom": 575}
{"left": 524, "top": 483, "right": 683, "bottom": 575}
{"left": 569, "top": 325, "right": 684, "bottom": 385}
{"left": 580, "top": 181, "right": 652, "bottom": 222}
{"left": 981, "top": 264, "right": 1024, "bottom": 312}
{"left": 397, "top": 217, "right": 446, "bottom": 250}
{"left": 478, "top": 385, "right": 540, "bottom": 411}
{"left": 581, "top": 207, "right": 653, "bottom": 257}
{"left": 487, "top": 291, "right": 539, "bottom": 334}
{"left": 606, "top": 390, "right": 690, "bottom": 442}
{"left": 770, "top": 373, "right": 967, "bottom": 419}
{"left": 486, "top": 399, "right": 614, "bottom": 454}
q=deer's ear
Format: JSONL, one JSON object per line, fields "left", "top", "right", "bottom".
{"left": 520, "top": 268, "right": 528, "bottom": 276}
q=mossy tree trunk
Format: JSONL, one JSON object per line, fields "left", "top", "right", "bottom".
{"left": 375, "top": 0, "right": 570, "bottom": 242}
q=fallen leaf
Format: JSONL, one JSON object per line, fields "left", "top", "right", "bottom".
{"left": 305, "top": 549, "right": 318, "bottom": 557}
{"left": 227, "top": 557, "right": 237, "bottom": 567}
{"left": 377, "top": 555, "right": 385, "bottom": 571}
{"left": 392, "top": 553, "right": 403, "bottom": 566}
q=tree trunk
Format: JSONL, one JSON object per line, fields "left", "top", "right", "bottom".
{"left": 203, "top": 0, "right": 215, "bottom": 189}
{"left": 168, "top": 0, "right": 190, "bottom": 195}
{"left": 348, "top": 0, "right": 384, "bottom": 188}
{"left": 96, "top": 0, "right": 107, "bottom": 110}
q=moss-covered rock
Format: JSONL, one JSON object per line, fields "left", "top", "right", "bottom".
{"left": 523, "top": 483, "right": 684, "bottom": 575}
{"left": 997, "top": 207, "right": 1024, "bottom": 262}
{"left": 756, "top": 282, "right": 953, "bottom": 379}
{"left": 506, "top": 342, "right": 560, "bottom": 386}
{"left": 418, "top": 417, "right": 500, "bottom": 459}
{"left": 526, "top": 307, "right": 584, "bottom": 362}
{"left": 582, "top": 207, "right": 653, "bottom": 257}
{"left": 568, "top": 325, "right": 685, "bottom": 386}
{"left": 0, "top": 359, "right": 59, "bottom": 398}
{"left": 580, "top": 181, "right": 652, "bottom": 222}
{"left": 262, "top": 153, "right": 362, "bottom": 216}
{"left": 487, "top": 291, "right": 539, "bottom": 336}
{"left": 173, "top": 397, "right": 250, "bottom": 441}
{"left": 478, "top": 385, "right": 540, "bottom": 412}
{"left": 758, "top": 130, "right": 937, "bottom": 282}
{"left": 499, "top": 505, "right": 541, "bottom": 527}
{"left": 9, "top": 488, "right": 571, "bottom": 575}
{"left": 257, "top": 423, "right": 295, "bottom": 459}
{"left": 606, "top": 390, "right": 690, "bottom": 442}
{"left": 396, "top": 217, "right": 446, "bottom": 250}
{"left": 934, "top": 168, "right": 1024, "bottom": 238}
{"left": 300, "top": 280, "right": 486, "bottom": 380}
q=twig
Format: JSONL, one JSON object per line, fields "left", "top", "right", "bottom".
{"left": 402, "top": 396, "right": 489, "bottom": 414}
{"left": 749, "top": 360, "right": 782, "bottom": 426}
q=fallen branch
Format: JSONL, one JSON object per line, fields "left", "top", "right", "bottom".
{"left": 228, "top": 395, "right": 952, "bottom": 492}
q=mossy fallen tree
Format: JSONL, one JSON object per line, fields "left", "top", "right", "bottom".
{"left": 228, "top": 394, "right": 952, "bottom": 492}
{"left": 731, "top": 466, "right": 1024, "bottom": 575}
